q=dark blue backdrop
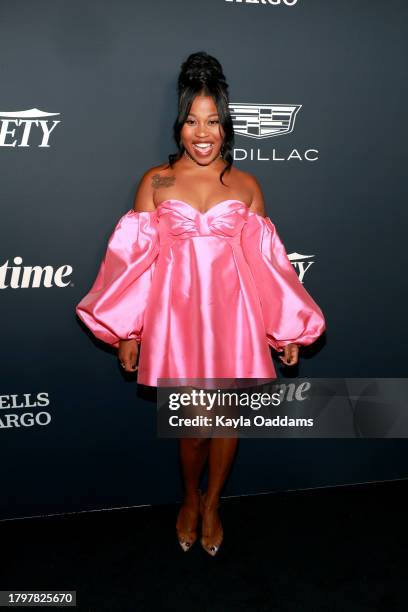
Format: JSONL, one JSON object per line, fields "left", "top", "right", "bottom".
{"left": 1, "top": 0, "right": 407, "bottom": 520}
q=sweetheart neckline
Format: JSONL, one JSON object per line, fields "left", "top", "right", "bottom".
{"left": 155, "top": 198, "right": 249, "bottom": 216}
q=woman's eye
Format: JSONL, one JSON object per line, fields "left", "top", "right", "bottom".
{"left": 185, "top": 119, "right": 219, "bottom": 125}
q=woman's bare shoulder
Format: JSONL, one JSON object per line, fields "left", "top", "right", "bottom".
{"left": 140, "top": 162, "right": 173, "bottom": 183}
{"left": 133, "top": 163, "right": 173, "bottom": 211}
{"left": 227, "top": 166, "right": 257, "bottom": 190}
{"left": 232, "top": 166, "right": 259, "bottom": 187}
{"left": 235, "top": 168, "right": 267, "bottom": 217}
{"left": 225, "top": 167, "right": 266, "bottom": 215}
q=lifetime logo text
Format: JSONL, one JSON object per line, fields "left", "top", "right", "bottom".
{"left": 0, "top": 257, "right": 73, "bottom": 288}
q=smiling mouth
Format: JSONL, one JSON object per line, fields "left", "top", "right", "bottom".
{"left": 192, "top": 143, "right": 214, "bottom": 156}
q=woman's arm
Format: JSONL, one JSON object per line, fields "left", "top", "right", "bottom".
{"left": 75, "top": 170, "right": 160, "bottom": 366}
{"left": 242, "top": 174, "right": 326, "bottom": 364}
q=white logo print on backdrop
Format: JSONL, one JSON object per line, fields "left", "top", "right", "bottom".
{"left": 226, "top": 0, "right": 299, "bottom": 5}
{"left": 1, "top": 109, "right": 71, "bottom": 290}
{"left": 0, "top": 108, "right": 60, "bottom": 147}
{"left": 0, "top": 257, "right": 73, "bottom": 289}
{"left": 229, "top": 103, "right": 319, "bottom": 278}
{"left": 229, "top": 103, "right": 318, "bottom": 162}
{"left": 0, "top": 392, "right": 52, "bottom": 430}
{"left": 288, "top": 253, "right": 315, "bottom": 284}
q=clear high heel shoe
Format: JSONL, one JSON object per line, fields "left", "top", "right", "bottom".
{"left": 199, "top": 491, "right": 223, "bottom": 556}
{"left": 176, "top": 488, "right": 201, "bottom": 552}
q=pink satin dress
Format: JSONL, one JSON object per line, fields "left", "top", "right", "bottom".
{"left": 76, "top": 199, "right": 326, "bottom": 387}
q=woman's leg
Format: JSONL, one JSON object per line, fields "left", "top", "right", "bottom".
{"left": 176, "top": 437, "right": 210, "bottom": 549}
{"left": 200, "top": 436, "right": 239, "bottom": 554}
{"left": 175, "top": 386, "right": 239, "bottom": 552}
{"left": 206, "top": 437, "right": 239, "bottom": 505}
{"left": 179, "top": 437, "right": 210, "bottom": 496}
{"left": 178, "top": 383, "right": 212, "bottom": 497}
{"left": 205, "top": 378, "right": 240, "bottom": 505}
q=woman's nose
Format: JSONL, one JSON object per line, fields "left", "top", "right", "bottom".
{"left": 195, "top": 124, "right": 209, "bottom": 137}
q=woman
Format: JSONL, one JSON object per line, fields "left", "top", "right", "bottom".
{"left": 76, "top": 51, "right": 326, "bottom": 556}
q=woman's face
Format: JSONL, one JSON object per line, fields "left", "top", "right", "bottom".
{"left": 180, "top": 94, "right": 225, "bottom": 166}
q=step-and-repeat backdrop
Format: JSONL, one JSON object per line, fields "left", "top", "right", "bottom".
{"left": 1, "top": 0, "right": 407, "bottom": 520}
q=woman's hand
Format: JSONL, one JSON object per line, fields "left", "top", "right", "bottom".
{"left": 118, "top": 339, "right": 139, "bottom": 372}
{"left": 278, "top": 343, "right": 299, "bottom": 366}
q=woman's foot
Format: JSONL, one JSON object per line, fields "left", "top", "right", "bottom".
{"left": 199, "top": 491, "right": 223, "bottom": 556}
{"left": 176, "top": 488, "right": 201, "bottom": 552}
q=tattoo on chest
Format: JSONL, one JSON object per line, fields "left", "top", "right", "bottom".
{"left": 151, "top": 174, "right": 175, "bottom": 189}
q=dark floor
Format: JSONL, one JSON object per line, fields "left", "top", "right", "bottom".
{"left": 1, "top": 479, "right": 408, "bottom": 612}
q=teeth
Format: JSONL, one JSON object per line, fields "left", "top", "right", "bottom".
{"left": 194, "top": 143, "right": 212, "bottom": 148}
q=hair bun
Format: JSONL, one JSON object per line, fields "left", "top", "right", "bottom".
{"left": 178, "top": 51, "right": 228, "bottom": 95}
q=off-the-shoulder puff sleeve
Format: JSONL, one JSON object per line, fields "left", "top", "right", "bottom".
{"left": 241, "top": 213, "right": 326, "bottom": 352}
{"left": 76, "top": 209, "right": 159, "bottom": 348}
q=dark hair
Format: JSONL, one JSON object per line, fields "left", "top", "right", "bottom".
{"left": 165, "top": 51, "right": 234, "bottom": 185}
